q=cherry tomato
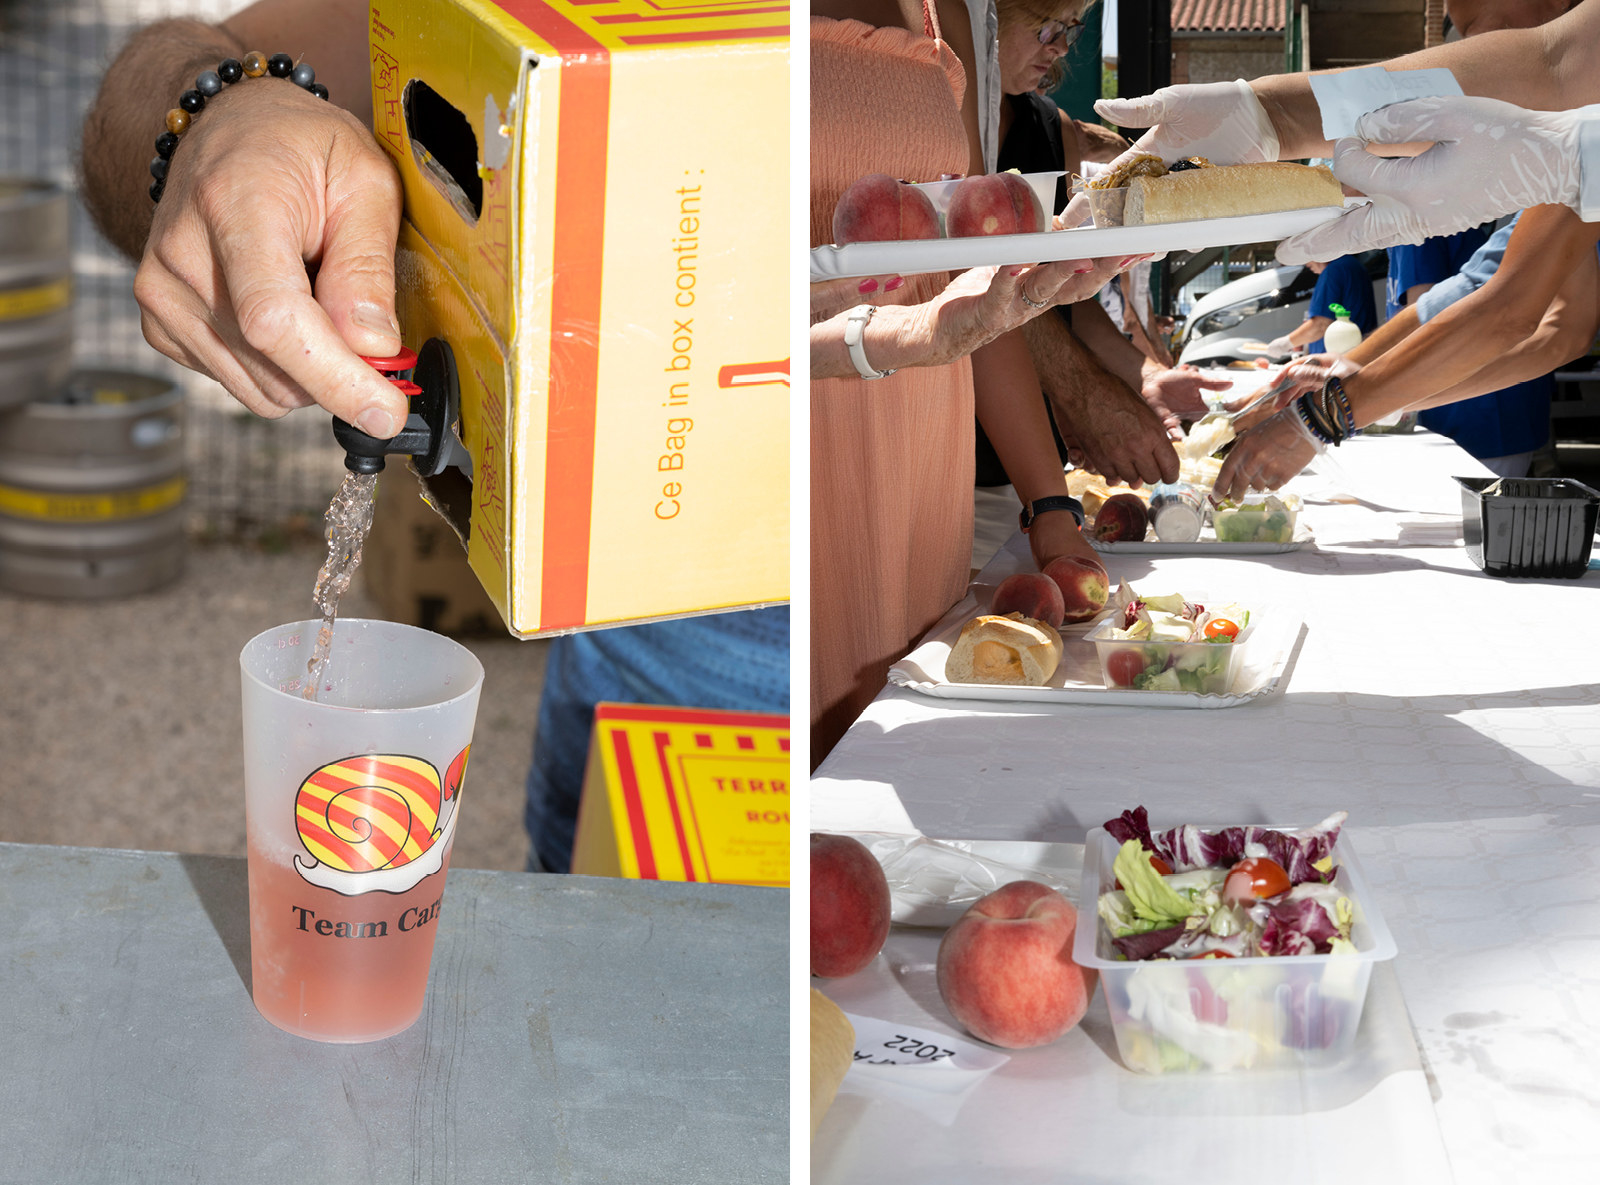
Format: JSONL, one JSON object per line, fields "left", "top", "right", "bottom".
{"left": 1106, "top": 649, "right": 1147, "bottom": 687}
{"left": 1203, "top": 618, "right": 1240, "bottom": 641}
{"left": 1223, "top": 856, "right": 1291, "bottom": 904}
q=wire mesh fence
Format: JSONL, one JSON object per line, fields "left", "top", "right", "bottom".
{"left": 0, "top": 0, "right": 347, "bottom": 544}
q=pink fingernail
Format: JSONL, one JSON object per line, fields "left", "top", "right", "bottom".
{"left": 1118, "top": 257, "right": 1135, "bottom": 268}
{"left": 1008, "top": 267, "right": 1026, "bottom": 277}
{"left": 858, "top": 278, "right": 878, "bottom": 294}
{"left": 1073, "top": 265, "right": 1093, "bottom": 274}
{"left": 884, "top": 275, "right": 905, "bottom": 291}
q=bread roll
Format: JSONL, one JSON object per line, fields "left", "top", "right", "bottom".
{"left": 946, "top": 612, "right": 1063, "bottom": 686}
{"left": 1125, "top": 162, "right": 1342, "bottom": 226}
{"left": 811, "top": 989, "right": 855, "bottom": 1137}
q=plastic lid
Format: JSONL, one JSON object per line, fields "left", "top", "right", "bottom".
{"left": 1328, "top": 302, "right": 1351, "bottom": 320}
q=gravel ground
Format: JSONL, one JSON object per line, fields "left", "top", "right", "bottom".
{"left": 0, "top": 540, "right": 549, "bottom": 871}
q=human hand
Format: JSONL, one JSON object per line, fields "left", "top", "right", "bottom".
{"left": 1095, "top": 79, "right": 1281, "bottom": 170}
{"left": 916, "top": 256, "right": 1123, "bottom": 368}
{"left": 1056, "top": 379, "right": 1180, "bottom": 486}
{"left": 1234, "top": 355, "right": 1360, "bottom": 432}
{"left": 1266, "top": 335, "right": 1296, "bottom": 357}
{"left": 1212, "top": 405, "right": 1321, "bottom": 501}
{"left": 1277, "top": 96, "right": 1584, "bottom": 265}
{"left": 134, "top": 81, "right": 410, "bottom": 436}
{"left": 1026, "top": 507, "right": 1102, "bottom": 573}
{"left": 1141, "top": 365, "right": 1235, "bottom": 421}
{"left": 811, "top": 272, "right": 907, "bottom": 323}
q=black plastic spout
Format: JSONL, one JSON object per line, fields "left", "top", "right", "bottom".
{"left": 332, "top": 339, "right": 461, "bottom": 477}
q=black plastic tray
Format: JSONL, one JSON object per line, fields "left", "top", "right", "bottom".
{"left": 1456, "top": 476, "right": 1600, "bottom": 578}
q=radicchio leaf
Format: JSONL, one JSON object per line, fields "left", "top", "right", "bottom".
{"left": 1112, "top": 923, "right": 1187, "bottom": 961}
{"left": 1258, "top": 897, "right": 1342, "bottom": 955}
{"left": 1104, "top": 806, "right": 1159, "bottom": 855}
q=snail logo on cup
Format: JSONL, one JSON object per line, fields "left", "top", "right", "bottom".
{"left": 292, "top": 747, "right": 470, "bottom": 896}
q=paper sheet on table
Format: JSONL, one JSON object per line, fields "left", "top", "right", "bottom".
{"left": 814, "top": 921, "right": 1454, "bottom": 1185}
{"left": 1310, "top": 66, "right": 1465, "bottom": 140}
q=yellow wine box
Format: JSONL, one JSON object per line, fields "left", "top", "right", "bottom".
{"left": 368, "top": 0, "right": 790, "bottom": 638}
{"left": 570, "top": 704, "right": 790, "bottom": 886}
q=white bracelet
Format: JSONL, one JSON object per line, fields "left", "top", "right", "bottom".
{"left": 844, "top": 304, "right": 896, "bottom": 380}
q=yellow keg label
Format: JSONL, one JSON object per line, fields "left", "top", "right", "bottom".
{"left": 0, "top": 278, "right": 71, "bottom": 322}
{"left": 0, "top": 475, "right": 185, "bottom": 521}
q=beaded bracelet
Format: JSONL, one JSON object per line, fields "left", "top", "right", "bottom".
{"left": 1293, "top": 391, "right": 1338, "bottom": 446}
{"left": 149, "top": 52, "right": 329, "bottom": 203}
{"left": 1323, "top": 374, "right": 1360, "bottom": 439}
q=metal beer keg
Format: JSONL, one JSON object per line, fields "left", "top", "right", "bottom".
{"left": 0, "top": 179, "right": 72, "bottom": 409}
{"left": 0, "top": 369, "right": 186, "bottom": 597}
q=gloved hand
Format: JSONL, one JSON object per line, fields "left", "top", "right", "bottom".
{"left": 1059, "top": 80, "right": 1280, "bottom": 228}
{"left": 1095, "top": 79, "right": 1281, "bottom": 168}
{"left": 1266, "top": 335, "right": 1296, "bottom": 357}
{"left": 1278, "top": 96, "right": 1586, "bottom": 265}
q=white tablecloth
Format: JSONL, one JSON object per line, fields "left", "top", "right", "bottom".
{"left": 813, "top": 431, "right": 1600, "bottom": 1184}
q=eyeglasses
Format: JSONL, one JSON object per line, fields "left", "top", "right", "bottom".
{"left": 1037, "top": 17, "right": 1085, "bottom": 49}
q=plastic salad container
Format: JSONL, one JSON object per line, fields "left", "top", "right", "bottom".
{"left": 1073, "top": 825, "right": 1397, "bottom": 1074}
{"left": 1211, "top": 495, "right": 1300, "bottom": 544}
{"left": 1085, "top": 613, "right": 1252, "bottom": 694}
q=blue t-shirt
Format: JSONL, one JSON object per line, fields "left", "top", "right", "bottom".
{"left": 1385, "top": 226, "right": 1491, "bottom": 319}
{"left": 1405, "top": 215, "right": 1555, "bottom": 460}
{"left": 1306, "top": 254, "right": 1377, "bottom": 353}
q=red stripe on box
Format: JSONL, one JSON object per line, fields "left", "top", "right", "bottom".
{"left": 489, "top": 0, "right": 610, "bottom": 628}
{"left": 611, "top": 730, "right": 657, "bottom": 879}
{"left": 621, "top": 24, "right": 787, "bottom": 43}
{"left": 595, "top": 704, "right": 790, "bottom": 730}
{"left": 654, "top": 730, "right": 697, "bottom": 881}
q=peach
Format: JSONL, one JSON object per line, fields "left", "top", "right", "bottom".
{"left": 1092, "top": 493, "right": 1149, "bottom": 543}
{"left": 1042, "top": 554, "right": 1110, "bottom": 623}
{"left": 945, "top": 173, "right": 1045, "bottom": 238}
{"left": 832, "top": 173, "right": 943, "bottom": 245}
{"left": 935, "top": 881, "right": 1096, "bottom": 1049}
{"left": 811, "top": 833, "right": 892, "bottom": 978}
{"left": 990, "top": 571, "right": 1065, "bottom": 629}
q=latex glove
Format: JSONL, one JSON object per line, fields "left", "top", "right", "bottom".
{"left": 135, "top": 83, "right": 409, "bottom": 436}
{"left": 1265, "top": 335, "right": 1296, "bottom": 357}
{"left": 1232, "top": 355, "right": 1361, "bottom": 432}
{"left": 1096, "top": 79, "right": 1280, "bottom": 168}
{"left": 1277, "top": 96, "right": 1585, "bottom": 265}
{"left": 1212, "top": 405, "right": 1322, "bottom": 502}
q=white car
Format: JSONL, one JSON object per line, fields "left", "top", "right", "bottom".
{"left": 1175, "top": 252, "right": 1388, "bottom": 367}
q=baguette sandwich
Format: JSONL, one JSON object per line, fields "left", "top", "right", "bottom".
{"left": 1087, "top": 154, "right": 1344, "bottom": 226}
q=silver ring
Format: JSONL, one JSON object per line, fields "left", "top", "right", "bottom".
{"left": 1019, "top": 289, "right": 1049, "bottom": 309}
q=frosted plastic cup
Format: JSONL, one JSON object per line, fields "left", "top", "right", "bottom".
{"left": 239, "top": 618, "right": 484, "bottom": 1042}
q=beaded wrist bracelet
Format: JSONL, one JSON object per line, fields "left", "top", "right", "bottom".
{"left": 149, "top": 52, "right": 328, "bottom": 203}
{"left": 1323, "top": 374, "right": 1359, "bottom": 439}
{"left": 1293, "top": 391, "right": 1338, "bottom": 446}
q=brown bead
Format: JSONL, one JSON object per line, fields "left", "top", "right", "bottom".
{"left": 165, "top": 108, "right": 190, "bottom": 135}
{"left": 242, "top": 51, "right": 268, "bottom": 77}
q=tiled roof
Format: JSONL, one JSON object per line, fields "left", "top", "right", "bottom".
{"left": 1171, "top": 0, "right": 1285, "bottom": 32}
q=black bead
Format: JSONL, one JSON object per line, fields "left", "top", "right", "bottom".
{"left": 178, "top": 89, "right": 205, "bottom": 114}
{"left": 308, "top": 82, "right": 329, "bottom": 101}
{"left": 149, "top": 179, "right": 165, "bottom": 203}
{"left": 149, "top": 156, "right": 168, "bottom": 181}
{"left": 266, "top": 53, "right": 293, "bottom": 78}
{"left": 155, "top": 131, "right": 179, "bottom": 159}
{"left": 290, "top": 61, "right": 315, "bottom": 88}
{"left": 195, "top": 69, "right": 223, "bottom": 96}
{"left": 217, "top": 58, "right": 243, "bottom": 84}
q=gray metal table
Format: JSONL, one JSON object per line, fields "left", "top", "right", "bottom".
{"left": 0, "top": 842, "right": 788, "bottom": 1183}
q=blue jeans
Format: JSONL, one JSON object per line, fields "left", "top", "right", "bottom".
{"left": 524, "top": 606, "right": 790, "bottom": 872}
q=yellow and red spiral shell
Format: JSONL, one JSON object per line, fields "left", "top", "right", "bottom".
{"left": 295, "top": 754, "right": 443, "bottom": 873}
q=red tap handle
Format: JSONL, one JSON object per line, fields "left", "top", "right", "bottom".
{"left": 359, "top": 347, "right": 418, "bottom": 374}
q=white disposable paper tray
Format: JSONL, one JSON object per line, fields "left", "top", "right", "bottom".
{"left": 810, "top": 199, "right": 1366, "bottom": 281}
{"left": 1091, "top": 516, "right": 1315, "bottom": 555}
{"left": 811, "top": 836, "right": 1452, "bottom": 1185}
{"left": 888, "top": 589, "right": 1301, "bottom": 708}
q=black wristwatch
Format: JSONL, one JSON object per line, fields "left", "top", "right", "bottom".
{"left": 1019, "top": 495, "right": 1085, "bottom": 532}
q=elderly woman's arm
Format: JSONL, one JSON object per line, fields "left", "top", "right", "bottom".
{"left": 810, "top": 257, "right": 1120, "bottom": 379}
